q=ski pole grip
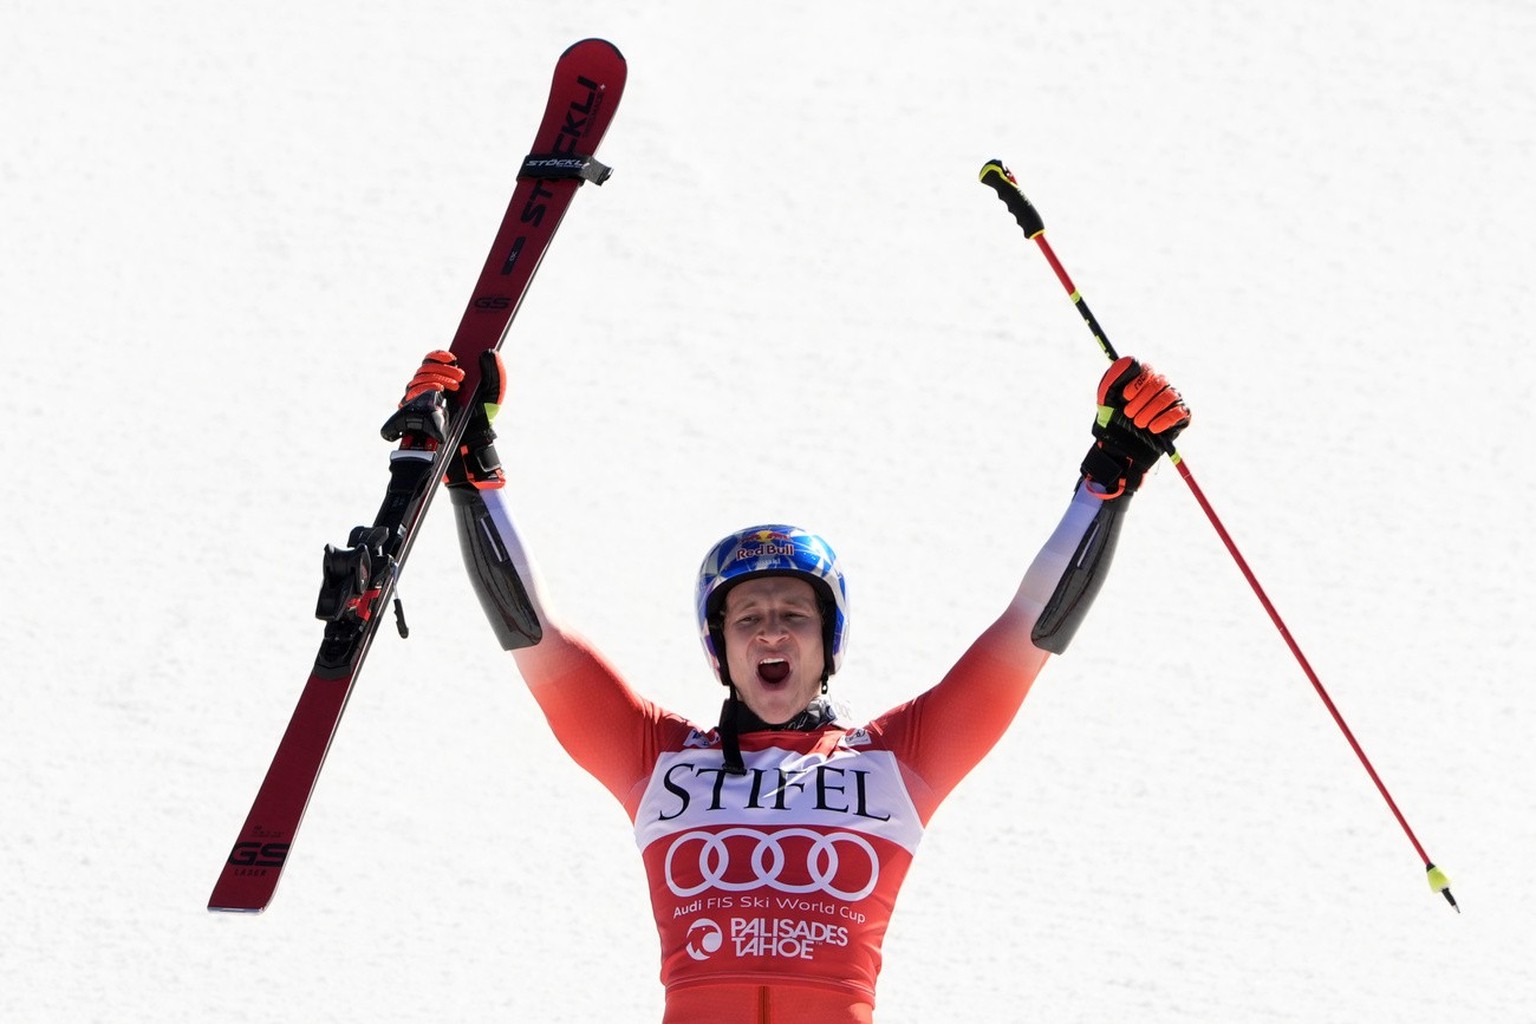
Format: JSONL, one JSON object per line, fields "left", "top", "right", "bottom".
{"left": 979, "top": 160, "right": 1045, "bottom": 238}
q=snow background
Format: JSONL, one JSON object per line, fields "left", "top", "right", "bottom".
{"left": 5, "top": 1, "right": 1533, "bottom": 1020}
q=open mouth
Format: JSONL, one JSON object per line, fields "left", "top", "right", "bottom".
{"left": 757, "top": 658, "right": 791, "bottom": 685}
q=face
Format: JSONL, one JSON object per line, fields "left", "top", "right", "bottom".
{"left": 719, "top": 576, "right": 826, "bottom": 726}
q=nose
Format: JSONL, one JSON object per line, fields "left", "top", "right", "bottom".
{"left": 757, "top": 613, "right": 791, "bottom": 640}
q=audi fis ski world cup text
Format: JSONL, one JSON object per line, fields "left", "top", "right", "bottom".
{"left": 674, "top": 894, "right": 868, "bottom": 925}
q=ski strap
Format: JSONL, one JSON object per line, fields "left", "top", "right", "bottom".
{"left": 518, "top": 152, "right": 613, "bottom": 184}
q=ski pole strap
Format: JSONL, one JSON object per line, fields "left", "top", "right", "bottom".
{"left": 518, "top": 152, "right": 613, "bottom": 184}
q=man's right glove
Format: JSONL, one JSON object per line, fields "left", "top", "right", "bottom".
{"left": 1081, "top": 355, "right": 1191, "bottom": 497}
{"left": 384, "top": 349, "right": 507, "bottom": 489}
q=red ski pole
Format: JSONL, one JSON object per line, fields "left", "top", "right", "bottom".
{"left": 979, "top": 159, "right": 1456, "bottom": 911}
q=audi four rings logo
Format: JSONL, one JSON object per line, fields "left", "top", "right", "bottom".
{"left": 664, "top": 827, "right": 880, "bottom": 902}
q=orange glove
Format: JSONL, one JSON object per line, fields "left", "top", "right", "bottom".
{"left": 401, "top": 350, "right": 464, "bottom": 404}
{"left": 1082, "top": 356, "right": 1191, "bottom": 496}
{"left": 1100, "top": 356, "right": 1190, "bottom": 434}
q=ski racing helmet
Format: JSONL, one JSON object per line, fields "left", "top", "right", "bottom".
{"left": 696, "top": 524, "right": 849, "bottom": 685}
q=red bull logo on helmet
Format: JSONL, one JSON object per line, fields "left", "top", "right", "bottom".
{"left": 732, "top": 530, "right": 797, "bottom": 562}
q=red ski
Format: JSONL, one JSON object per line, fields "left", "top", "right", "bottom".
{"left": 208, "top": 38, "right": 626, "bottom": 912}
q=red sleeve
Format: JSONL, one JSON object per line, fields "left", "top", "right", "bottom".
{"left": 865, "top": 604, "right": 1052, "bottom": 823}
{"left": 867, "top": 479, "right": 1132, "bottom": 818}
{"left": 512, "top": 626, "right": 697, "bottom": 820}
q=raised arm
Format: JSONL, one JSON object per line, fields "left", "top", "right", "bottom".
{"left": 398, "top": 351, "right": 678, "bottom": 813}
{"left": 875, "top": 357, "right": 1192, "bottom": 808}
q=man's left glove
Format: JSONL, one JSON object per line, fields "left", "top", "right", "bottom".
{"left": 1080, "top": 355, "right": 1191, "bottom": 497}
{"left": 446, "top": 349, "right": 506, "bottom": 490}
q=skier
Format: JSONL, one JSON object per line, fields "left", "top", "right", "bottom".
{"left": 402, "top": 348, "right": 1190, "bottom": 1023}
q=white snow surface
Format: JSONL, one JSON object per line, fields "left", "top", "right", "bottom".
{"left": 5, "top": 2, "right": 1535, "bottom": 1021}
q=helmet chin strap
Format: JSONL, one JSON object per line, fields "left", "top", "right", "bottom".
{"left": 716, "top": 680, "right": 839, "bottom": 777}
{"left": 717, "top": 687, "right": 747, "bottom": 777}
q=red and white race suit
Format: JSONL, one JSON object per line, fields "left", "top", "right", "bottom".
{"left": 497, "top": 482, "right": 1112, "bottom": 1022}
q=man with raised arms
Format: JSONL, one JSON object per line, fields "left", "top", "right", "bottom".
{"left": 399, "top": 347, "right": 1190, "bottom": 1022}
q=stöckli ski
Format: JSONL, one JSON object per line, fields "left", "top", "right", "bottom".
{"left": 208, "top": 37, "right": 627, "bottom": 913}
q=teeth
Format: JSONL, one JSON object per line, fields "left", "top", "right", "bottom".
{"left": 757, "top": 656, "right": 792, "bottom": 685}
